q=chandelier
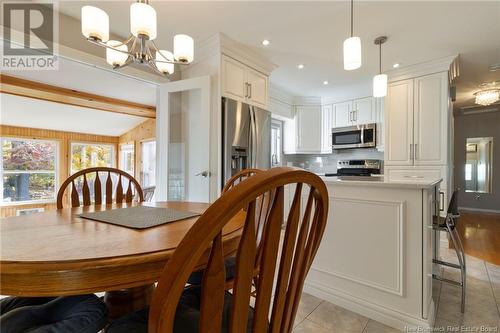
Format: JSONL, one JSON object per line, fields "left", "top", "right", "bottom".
{"left": 81, "top": 0, "right": 194, "bottom": 76}
{"left": 474, "top": 89, "right": 500, "bottom": 106}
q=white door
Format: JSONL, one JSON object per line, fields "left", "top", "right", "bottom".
{"left": 221, "top": 56, "right": 246, "bottom": 101}
{"left": 296, "top": 106, "right": 321, "bottom": 152}
{"left": 414, "top": 72, "right": 448, "bottom": 166}
{"left": 157, "top": 76, "right": 211, "bottom": 203}
{"left": 321, "top": 104, "right": 334, "bottom": 153}
{"left": 246, "top": 68, "right": 268, "bottom": 108}
{"left": 353, "top": 97, "right": 374, "bottom": 125}
{"left": 385, "top": 79, "right": 414, "bottom": 166}
{"left": 334, "top": 101, "right": 353, "bottom": 128}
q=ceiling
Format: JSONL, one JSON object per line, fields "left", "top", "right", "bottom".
{"left": 1, "top": 94, "right": 146, "bottom": 136}
{"left": 57, "top": 1, "right": 500, "bottom": 107}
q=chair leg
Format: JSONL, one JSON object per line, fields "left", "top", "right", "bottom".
{"left": 447, "top": 224, "right": 466, "bottom": 313}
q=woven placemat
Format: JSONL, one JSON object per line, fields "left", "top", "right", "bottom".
{"left": 78, "top": 206, "right": 201, "bottom": 229}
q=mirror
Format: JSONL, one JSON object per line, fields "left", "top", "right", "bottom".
{"left": 465, "top": 137, "right": 493, "bottom": 193}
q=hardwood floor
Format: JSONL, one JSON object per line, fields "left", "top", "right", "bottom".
{"left": 454, "top": 211, "right": 500, "bottom": 265}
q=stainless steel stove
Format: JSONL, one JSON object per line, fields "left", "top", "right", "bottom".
{"left": 325, "top": 159, "right": 382, "bottom": 177}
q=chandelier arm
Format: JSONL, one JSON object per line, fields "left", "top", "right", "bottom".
{"left": 150, "top": 40, "right": 188, "bottom": 65}
{"left": 112, "top": 56, "right": 134, "bottom": 70}
{"left": 87, "top": 38, "right": 134, "bottom": 57}
{"left": 148, "top": 59, "right": 168, "bottom": 76}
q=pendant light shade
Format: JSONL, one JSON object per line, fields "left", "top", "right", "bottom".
{"left": 106, "top": 40, "right": 128, "bottom": 67}
{"left": 343, "top": 36, "right": 362, "bottom": 70}
{"left": 373, "top": 36, "right": 388, "bottom": 97}
{"left": 174, "top": 34, "right": 194, "bottom": 63}
{"left": 130, "top": 2, "right": 157, "bottom": 40}
{"left": 81, "top": 6, "right": 109, "bottom": 42}
{"left": 373, "top": 74, "right": 388, "bottom": 98}
{"left": 156, "top": 50, "right": 175, "bottom": 75}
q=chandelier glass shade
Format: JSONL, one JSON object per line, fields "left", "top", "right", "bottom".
{"left": 81, "top": 1, "right": 193, "bottom": 76}
{"left": 474, "top": 89, "right": 500, "bottom": 106}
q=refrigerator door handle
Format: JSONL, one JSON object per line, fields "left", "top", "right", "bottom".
{"left": 250, "top": 107, "right": 258, "bottom": 168}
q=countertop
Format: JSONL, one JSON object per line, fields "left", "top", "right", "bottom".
{"left": 319, "top": 175, "right": 442, "bottom": 189}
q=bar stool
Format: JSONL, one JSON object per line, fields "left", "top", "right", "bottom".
{"left": 432, "top": 190, "right": 466, "bottom": 313}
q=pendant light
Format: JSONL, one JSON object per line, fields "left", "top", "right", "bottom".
{"left": 373, "top": 36, "right": 388, "bottom": 97}
{"left": 343, "top": 0, "right": 362, "bottom": 71}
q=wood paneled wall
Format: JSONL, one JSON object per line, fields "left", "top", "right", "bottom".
{"left": 0, "top": 125, "right": 119, "bottom": 218}
{"left": 118, "top": 119, "right": 156, "bottom": 181}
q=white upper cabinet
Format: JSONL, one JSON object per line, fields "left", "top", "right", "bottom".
{"left": 385, "top": 72, "right": 449, "bottom": 167}
{"left": 321, "top": 104, "right": 334, "bottom": 153}
{"left": 385, "top": 79, "right": 414, "bottom": 166}
{"left": 221, "top": 55, "right": 269, "bottom": 108}
{"left": 353, "top": 97, "right": 375, "bottom": 125}
{"left": 295, "top": 105, "right": 322, "bottom": 153}
{"left": 413, "top": 72, "right": 448, "bottom": 166}
{"left": 246, "top": 69, "right": 268, "bottom": 108}
{"left": 334, "top": 101, "right": 353, "bottom": 127}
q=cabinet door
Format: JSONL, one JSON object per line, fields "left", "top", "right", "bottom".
{"left": 246, "top": 69, "right": 268, "bottom": 108}
{"left": 321, "top": 104, "right": 334, "bottom": 153}
{"left": 283, "top": 116, "right": 296, "bottom": 154}
{"left": 353, "top": 97, "right": 374, "bottom": 125}
{"left": 221, "top": 56, "right": 246, "bottom": 101}
{"left": 333, "top": 101, "right": 353, "bottom": 128}
{"left": 296, "top": 106, "right": 322, "bottom": 152}
{"left": 414, "top": 72, "right": 448, "bottom": 166}
{"left": 385, "top": 80, "right": 414, "bottom": 166}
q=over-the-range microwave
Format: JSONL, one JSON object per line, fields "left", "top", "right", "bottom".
{"left": 331, "top": 123, "right": 376, "bottom": 150}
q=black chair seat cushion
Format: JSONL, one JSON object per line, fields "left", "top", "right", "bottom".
{"left": 187, "top": 256, "right": 237, "bottom": 285}
{"left": 0, "top": 294, "right": 107, "bottom": 333}
{"left": 107, "top": 285, "right": 256, "bottom": 333}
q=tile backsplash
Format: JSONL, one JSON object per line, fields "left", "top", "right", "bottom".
{"left": 283, "top": 149, "right": 384, "bottom": 174}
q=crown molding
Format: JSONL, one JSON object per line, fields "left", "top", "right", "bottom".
{"left": 269, "top": 84, "right": 294, "bottom": 105}
{"left": 293, "top": 96, "right": 322, "bottom": 106}
{"left": 387, "top": 55, "right": 458, "bottom": 82}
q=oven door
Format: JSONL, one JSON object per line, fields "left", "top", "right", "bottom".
{"left": 332, "top": 124, "right": 376, "bottom": 149}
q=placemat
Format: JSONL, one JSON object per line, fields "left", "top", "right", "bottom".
{"left": 78, "top": 206, "right": 201, "bottom": 229}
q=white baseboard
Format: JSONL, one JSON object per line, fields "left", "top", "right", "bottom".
{"left": 303, "top": 281, "right": 434, "bottom": 332}
{"left": 458, "top": 206, "right": 500, "bottom": 214}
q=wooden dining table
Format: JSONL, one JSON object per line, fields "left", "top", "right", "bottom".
{"left": 0, "top": 201, "right": 245, "bottom": 318}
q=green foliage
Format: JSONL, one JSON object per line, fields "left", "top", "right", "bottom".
{"left": 2, "top": 139, "right": 55, "bottom": 170}
{"left": 71, "top": 144, "right": 112, "bottom": 173}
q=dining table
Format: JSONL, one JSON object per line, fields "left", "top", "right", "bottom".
{"left": 0, "top": 201, "right": 245, "bottom": 318}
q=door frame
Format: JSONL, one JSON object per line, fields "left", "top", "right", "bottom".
{"left": 156, "top": 76, "right": 211, "bottom": 201}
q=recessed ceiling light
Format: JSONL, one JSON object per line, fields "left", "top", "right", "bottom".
{"left": 262, "top": 39, "right": 270, "bottom": 46}
{"left": 297, "top": 64, "right": 305, "bottom": 69}
{"left": 323, "top": 80, "right": 329, "bottom": 85}
{"left": 393, "top": 63, "right": 400, "bottom": 68}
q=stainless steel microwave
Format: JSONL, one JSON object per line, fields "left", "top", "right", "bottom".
{"left": 331, "top": 123, "right": 376, "bottom": 150}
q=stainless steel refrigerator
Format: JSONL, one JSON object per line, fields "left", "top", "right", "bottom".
{"left": 221, "top": 97, "right": 271, "bottom": 188}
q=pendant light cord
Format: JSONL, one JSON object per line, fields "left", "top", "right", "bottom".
{"left": 350, "top": 0, "right": 354, "bottom": 37}
{"left": 379, "top": 43, "right": 382, "bottom": 74}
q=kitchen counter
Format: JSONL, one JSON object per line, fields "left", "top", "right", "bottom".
{"left": 320, "top": 175, "right": 442, "bottom": 189}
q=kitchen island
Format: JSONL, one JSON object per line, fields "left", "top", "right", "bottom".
{"left": 292, "top": 176, "right": 442, "bottom": 330}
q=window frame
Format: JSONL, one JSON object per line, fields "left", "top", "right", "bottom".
{"left": 1, "top": 136, "right": 60, "bottom": 206}
{"left": 69, "top": 141, "right": 116, "bottom": 176}
{"left": 119, "top": 142, "right": 135, "bottom": 176}
{"left": 140, "top": 138, "right": 156, "bottom": 187}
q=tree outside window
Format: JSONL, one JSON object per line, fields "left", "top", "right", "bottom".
{"left": 1, "top": 138, "right": 58, "bottom": 204}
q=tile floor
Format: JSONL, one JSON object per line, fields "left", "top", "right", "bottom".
{"left": 293, "top": 245, "right": 500, "bottom": 333}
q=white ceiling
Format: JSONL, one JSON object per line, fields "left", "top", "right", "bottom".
{"left": 57, "top": 1, "right": 500, "bottom": 106}
{"left": 0, "top": 93, "right": 146, "bottom": 136}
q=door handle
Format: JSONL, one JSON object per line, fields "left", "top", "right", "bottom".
{"left": 244, "top": 83, "right": 249, "bottom": 98}
{"left": 248, "top": 83, "right": 252, "bottom": 99}
{"left": 195, "top": 171, "right": 210, "bottom": 178}
{"left": 353, "top": 110, "right": 357, "bottom": 122}
{"left": 414, "top": 143, "right": 418, "bottom": 160}
{"left": 439, "top": 192, "right": 444, "bottom": 211}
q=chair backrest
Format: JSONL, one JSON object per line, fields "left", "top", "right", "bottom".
{"left": 148, "top": 167, "right": 329, "bottom": 333}
{"left": 447, "top": 189, "right": 459, "bottom": 217}
{"left": 222, "top": 169, "right": 263, "bottom": 194}
{"left": 142, "top": 186, "right": 156, "bottom": 202}
{"left": 56, "top": 167, "right": 144, "bottom": 209}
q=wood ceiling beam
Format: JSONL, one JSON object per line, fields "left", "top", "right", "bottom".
{"left": 0, "top": 74, "right": 156, "bottom": 119}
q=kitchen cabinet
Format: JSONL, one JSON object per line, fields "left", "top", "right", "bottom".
{"left": 295, "top": 105, "right": 322, "bottom": 153}
{"left": 353, "top": 97, "right": 375, "bottom": 125}
{"left": 333, "top": 101, "right": 352, "bottom": 127}
{"left": 321, "top": 104, "right": 334, "bottom": 153}
{"left": 221, "top": 55, "right": 268, "bottom": 108}
{"left": 385, "top": 72, "right": 448, "bottom": 167}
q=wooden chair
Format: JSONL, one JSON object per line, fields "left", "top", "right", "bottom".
{"left": 57, "top": 167, "right": 144, "bottom": 209}
{"left": 187, "top": 168, "right": 264, "bottom": 288}
{"left": 107, "top": 167, "right": 329, "bottom": 333}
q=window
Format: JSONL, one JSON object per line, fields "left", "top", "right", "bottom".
{"left": 271, "top": 120, "right": 282, "bottom": 167}
{"left": 70, "top": 142, "right": 114, "bottom": 174}
{"left": 119, "top": 143, "right": 135, "bottom": 176}
{"left": 1, "top": 137, "right": 58, "bottom": 204}
{"left": 141, "top": 140, "right": 156, "bottom": 187}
